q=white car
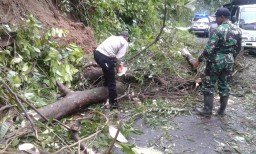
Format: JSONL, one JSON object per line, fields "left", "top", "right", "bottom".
{"left": 189, "top": 18, "right": 211, "bottom": 37}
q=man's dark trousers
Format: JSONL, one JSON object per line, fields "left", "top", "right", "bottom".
{"left": 94, "top": 50, "right": 117, "bottom": 106}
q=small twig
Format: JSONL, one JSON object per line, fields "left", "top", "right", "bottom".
{"left": 107, "top": 120, "right": 122, "bottom": 154}
{"left": 1, "top": 81, "right": 74, "bottom": 133}
{"left": 115, "top": 92, "right": 128, "bottom": 101}
{"left": 53, "top": 119, "right": 72, "bottom": 130}
{"left": 1, "top": 80, "right": 38, "bottom": 137}
{"left": 78, "top": 141, "right": 81, "bottom": 154}
{"left": 17, "top": 93, "right": 72, "bottom": 131}
{"left": 226, "top": 142, "right": 242, "bottom": 154}
{"left": 16, "top": 95, "right": 49, "bottom": 121}
{"left": 232, "top": 70, "right": 238, "bottom": 76}
{"left": 144, "top": 80, "right": 153, "bottom": 92}
{"left": 54, "top": 127, "right": 102, "bottom": 154}
{"left": 6, "top": 86, "right": 71, "bottom": 130}
{"left": 0, "top": 105, "right": 16, "bottom": 112}
{"left": 71, "top": 130, "right": 87, "bottom": 154}
{"left": 0, "top": 132, "right": 19, "bottom": 153}
{"left": 3, "top": 29, "right": 12, "bottom": 47}
{"left": 90, "top": 75, "right": 103, "bottom": 88}
{"left": 16, "top": 94, "right": 38, "bottom": 137}
{"left": 53, "top": 110, "right": 109, "bottom": 154}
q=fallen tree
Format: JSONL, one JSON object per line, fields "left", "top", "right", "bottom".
{"left": 31, "top": 81, "right": 125, "bottom": 121}
{"left": 36, "top": 87, "right": 108, "bottom": 120}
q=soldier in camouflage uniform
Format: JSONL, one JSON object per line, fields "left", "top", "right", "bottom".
{"left": 193, "top": 8, "right": 242, "bottom": 116}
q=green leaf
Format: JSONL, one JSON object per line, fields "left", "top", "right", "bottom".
{"left": 0, "top": 122, "right": 10, "bottom": 139}
{"left": 7, "top": 70, "right": 18, "bottom": 78}
{"left": 72, "top": 68, "right": 78, "bottom": 74}
{"left": 22, "top": 63, "right": 29, "bottom": 72}
{"left": 3, "top": 50, "right": 11, "bottom": 55}
{"left": 12, "top": 57, "right": 23, "bottom": 64}
{"left": 11, "top": 138, "right": 20, "bottom": 147}
{"left": 65, "top": 65, "right": 71, "bottom": 74}
{"left": 117, "top": 143, "right": 136, "bottom": 154}
{"left": 69, "top": 55, "right": 76, "bottom": 63}
{"left": 64, "top": 74, "right": 70, "bottom": 81}
{"left": 13, "top": 76, "right": 21, "bottom": 87}
{"left": 33, "top": 47, "right": 41, "bottom": 53}
{"left": 51, "top": 28, "right": 56, "bottom": 36}
{"left": 76, "top": 57, "right": 83, "bottom": 63}
{"left": 56, "top": 28, "right": 64, "bottom": 37}
{"left": 55, "top": 70, "right": 63, "bottom": 77}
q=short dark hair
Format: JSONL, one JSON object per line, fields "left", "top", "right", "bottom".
{"left": 215, "top": 8, "right": 231, "bottom": 17}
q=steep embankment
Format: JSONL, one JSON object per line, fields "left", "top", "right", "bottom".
{"left": 0, "top": 0, "right": 96, "bottom": 52}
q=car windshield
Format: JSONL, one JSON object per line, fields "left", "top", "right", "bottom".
{"left": 193, "top": 14, "right": 208, "bottom": 21}
{"left": 239, "top": 7, "right": 256, "bottom": 28}
{"left": 197, "top": 18, "right": 209, "bottom": 23}
{"left": 193, "top": 18, "right": 209, "bottom": 25}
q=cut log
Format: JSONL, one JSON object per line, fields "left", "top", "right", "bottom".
{"left": 35, "top": 87, "right": 108, "bottom": 120}
{"left": 83, "top": 67, "right": 103, "bottom": 84}
{"left": 83, "top": 67, "right": 166, "bottom": 86}
{"left": 32, "top": 82, "right": 125, "bottom": 121}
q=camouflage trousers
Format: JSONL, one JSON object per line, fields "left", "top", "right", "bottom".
{"left": 201, "top": 62, "right": 233, "bottom": 96}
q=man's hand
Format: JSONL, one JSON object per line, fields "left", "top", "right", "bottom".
{"left": 192, "top": 60, "right": 200, "bottom": 70}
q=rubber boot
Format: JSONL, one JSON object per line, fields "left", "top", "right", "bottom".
{"left": 196, "top": 94, "right": 214, "bottom": 116}
{"left": 217, "top": 95, "right": 229, "bottom": 116}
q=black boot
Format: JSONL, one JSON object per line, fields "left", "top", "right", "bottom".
{"left": 196, "top": 94, "right": 214, "bottom": 116}
{"left": 217, "top": 95, "right": 229, "bottom": 116}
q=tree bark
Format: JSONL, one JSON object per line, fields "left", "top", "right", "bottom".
{"left": 83, "top": 67, "right": 103, "bottom": 82}
{"left": 35, "top": 87, "right": 108, "bottom": 120}
{"left": 32, "top": 81, "right": 125, "bottom": 121}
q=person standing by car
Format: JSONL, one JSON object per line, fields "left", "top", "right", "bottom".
{"left": 192, "top": 8, "right": 242, "bottom": 116}
{"left": 94, "top": 31, "right": 129, "bottom": 110}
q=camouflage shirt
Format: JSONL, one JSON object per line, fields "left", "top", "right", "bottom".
{"left": 199, "top": 21, "right": 242, "bottom": 63}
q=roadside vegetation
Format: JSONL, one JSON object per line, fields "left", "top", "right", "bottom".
{"left": 0, "top": 0, "right": 238, "bottom": 153}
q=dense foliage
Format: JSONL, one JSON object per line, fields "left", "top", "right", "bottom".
{"left": 57, "top": 0, "right": 194, "bottom": 40}
{"left": 0, "top": 0, "right": 234, "bottom": 153}
{"left": 195, "top": 0, "right": 230, "bottom": 15}
{"left": 0, "top": 15, "right": 84, "bottom": 107}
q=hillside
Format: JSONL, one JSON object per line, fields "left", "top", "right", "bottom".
{"left": 0, "top": 0, "right": 96, "bottom": 52}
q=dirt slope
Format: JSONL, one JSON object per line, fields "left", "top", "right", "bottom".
{"left": 0, "top": 0, "right": 96, "bottom": 52}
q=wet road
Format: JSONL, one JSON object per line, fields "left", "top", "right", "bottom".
{"left": 171, "top": 52, "right": 256, "bottom": 154}
{"left": 113, "top": 38, "right": 256, "bottom": 154}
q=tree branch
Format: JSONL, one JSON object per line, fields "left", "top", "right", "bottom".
{"left": 56, "top": 81, "right": 73, "bottom": 96}
{"left": 128, "top": 0, "right": 167, "bottom": 62}
{"left": 106, "top": 119, "right": 122, "bottom": 154}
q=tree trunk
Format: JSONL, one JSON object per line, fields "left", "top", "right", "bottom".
{"left": 83, "top": 67, "right": 103, "bottom": 82}
{"left": 32, "top": 81, "right": 125, "bottom": 121}
{"left": 36, "top": 87, "right": 108, "bottom": 120}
